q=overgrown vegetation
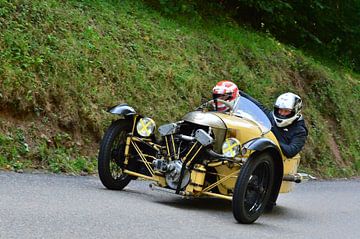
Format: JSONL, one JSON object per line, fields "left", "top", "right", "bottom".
{"left": 0, "top": 0, "right": 359, "bottom": 177}
{"left": 0, "top": 119, "right": 97, "bottom": 174}
{"left": 153, "top": 0, "right": 360, "bottom": 71}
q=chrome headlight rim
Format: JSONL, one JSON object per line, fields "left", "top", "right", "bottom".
{"left": 136, "top": 117, "right": 156, "bottom": 137}
{"left": 222, "top": 137, "right": 241, "bottom": 158}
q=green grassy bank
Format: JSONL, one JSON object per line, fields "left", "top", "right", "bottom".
{"left": 0, "top": 0, "right": 359, "bottom": 177}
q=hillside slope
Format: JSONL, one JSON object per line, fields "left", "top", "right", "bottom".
{"left": 0, "top": 0, "right": 359, "bottom": 176}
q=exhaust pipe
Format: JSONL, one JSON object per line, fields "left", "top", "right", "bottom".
{"left": 283, "top": 173, "right": 317, "bottom": 183}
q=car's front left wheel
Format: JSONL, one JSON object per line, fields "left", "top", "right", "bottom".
{"left": 98, "top": 120, "right": 132, "bottom": 190}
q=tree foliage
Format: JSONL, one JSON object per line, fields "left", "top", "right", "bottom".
{"left": 151, "top": 0, "right": 360, "bottom": 71}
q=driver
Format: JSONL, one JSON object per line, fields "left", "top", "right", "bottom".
{"left": 212, "top": 80, "right": 240, "bottom": 112}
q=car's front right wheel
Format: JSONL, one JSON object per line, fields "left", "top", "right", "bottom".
{"left": 232, "top": 152, "right": 274, "bottom": 224}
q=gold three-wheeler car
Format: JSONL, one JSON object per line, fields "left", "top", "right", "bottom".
{"left": 98, "top": 97, "right": 313, "bottom": 224}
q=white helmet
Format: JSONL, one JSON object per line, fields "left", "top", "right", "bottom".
{"left": 272, "top": 92, "right": 302, "bottom": 127}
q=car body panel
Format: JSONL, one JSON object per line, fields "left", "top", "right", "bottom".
{"left": 212, "top": 112, "right": 264, "bottom": 144}
{"left": 280, "top": 154, "right": 301, "bottom": 193}
{"left": 182, "top": 111, "right": 226, "bottom": 129}
{"left": 214, "top": 164, "right": 240, "bottom": 195}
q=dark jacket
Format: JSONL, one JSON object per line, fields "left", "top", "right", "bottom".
{"left": 239, "top": 91, "right": 308, "bottom": 158}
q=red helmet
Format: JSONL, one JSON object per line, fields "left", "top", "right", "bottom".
{"left": 212, "top": 80, "right": 239, "bottom": 111}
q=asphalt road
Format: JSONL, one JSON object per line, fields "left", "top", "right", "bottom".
{"left": 0, "top": 171, "right": 359, "bottom": 239}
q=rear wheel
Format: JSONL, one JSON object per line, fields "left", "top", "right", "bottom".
{"left": 232, "top": 152, "right": 274, "bottom": 224}
{"left": 98, "top": 120, "right": 132, "bottom": 190}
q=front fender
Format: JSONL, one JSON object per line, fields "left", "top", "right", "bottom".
{"left": 244, "top": 137, "right": 279, "bottom": 152}
{"left": 107, "top": 103, "right": 136, "bottom": 116}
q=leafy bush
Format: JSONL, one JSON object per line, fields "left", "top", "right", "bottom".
{"left": 157, "top": 0, "right": 197, "bottom": 14}
{"left": 149, "top": 0, "right": 360, "bottom": 71}
{"left": 230, "top": 0, "right": 360, "bottom": 71}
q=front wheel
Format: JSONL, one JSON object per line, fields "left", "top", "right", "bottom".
{"left": 232, "top": 152, "right": 274, "bottom": 224}
{"left": 98, "top": 120, "right": 132, "bottom": 190}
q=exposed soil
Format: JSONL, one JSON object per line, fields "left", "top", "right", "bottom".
{"left": 326, "top": 118, "right": 348, "bottom": 167}
{"left": 0, "top": 107, "right": 99, "bottom": 158}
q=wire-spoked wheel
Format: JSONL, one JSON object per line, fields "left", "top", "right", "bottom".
{"left": 232, "top": 152, "right": 274, "bottom": 224}
{"left": 98, "top": 120, "right": 132, "bottom": 190}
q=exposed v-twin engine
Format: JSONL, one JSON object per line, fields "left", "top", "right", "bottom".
{"left": 153, "top": 159, "right": 190, "bottom": 190}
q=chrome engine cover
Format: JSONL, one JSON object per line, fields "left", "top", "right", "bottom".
{"left": 182, "top": 111, "right": 226, "bottom": 129}
{"left": 165, "top": 160, "right": 190, "bottom": 190}
{"left": 182, "top": 111, "right": 227, "bottom": 153}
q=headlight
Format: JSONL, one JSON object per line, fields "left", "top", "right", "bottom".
{"left": 136, "top": 117, "right": 156, "bottom": 137}
{"left": 222, "top": 138, "right": 241, "bottom": 157}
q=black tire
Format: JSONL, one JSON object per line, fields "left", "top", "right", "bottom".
{"left": 232, "top": 152, "right": 275, "bottom": 224}
{"left": 98, "top": 120, "right": 132, "bottom": 190}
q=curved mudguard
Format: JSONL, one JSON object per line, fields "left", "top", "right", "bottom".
{"left": 107, "top": 103, "right": 136, "bottom": 116}
{"left": 244, "top": 137, "right": 279, "bottom": 152}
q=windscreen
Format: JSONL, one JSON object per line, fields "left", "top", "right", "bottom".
{"left": 233, "top": 96, "right": 272, "bottom": 133}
